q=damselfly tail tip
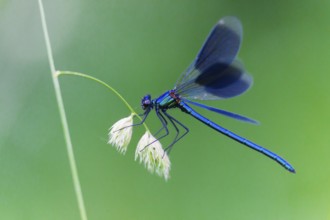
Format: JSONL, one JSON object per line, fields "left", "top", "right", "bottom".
{"left": 286, "top": 166, "right": 296, "bottom": 174}
{"left": 289, "top": 168, "right": 296, "bottom": 174}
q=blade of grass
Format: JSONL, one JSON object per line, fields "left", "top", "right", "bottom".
{"left": 38, "top": 1, "right": 88, "bottom": 220}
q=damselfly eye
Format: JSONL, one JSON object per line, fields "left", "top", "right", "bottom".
{"left": 141, "top": 94, "right": 151, "bottom": 110}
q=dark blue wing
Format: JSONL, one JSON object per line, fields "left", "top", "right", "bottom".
{"left": 176, "top": 60, "right": 253, "bottom": 100}
{"left": 175, "top": 16, "right": 252, "bottom": 100}
{"left": 183, "top": 99, "right": 259, "bottom": 124}
{"left": 195, "top": 16, "right": 242, "bottom": 72}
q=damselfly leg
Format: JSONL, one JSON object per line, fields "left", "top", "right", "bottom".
{"left": 162, "top": 111, "right": 189, "bottom": 154}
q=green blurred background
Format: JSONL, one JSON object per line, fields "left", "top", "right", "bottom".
{"left": 1, "top": 0, "right": 329, "bottom": 219}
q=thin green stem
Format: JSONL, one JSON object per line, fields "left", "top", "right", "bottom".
{"left": 38, "top": 1, "right": 88, "bottom": 220}
{"left": 57, "top": 71, "right": 150, "bottom": 132}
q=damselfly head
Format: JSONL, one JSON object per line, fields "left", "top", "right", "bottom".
{"left": 141, "top": 94, "right": 152, "bottom": 110}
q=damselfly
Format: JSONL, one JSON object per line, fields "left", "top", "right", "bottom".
{"left": 138, "top": 16, "right": 295, "bottom": 173}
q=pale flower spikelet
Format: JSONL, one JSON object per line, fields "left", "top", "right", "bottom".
{"left": 135, "top": 131, "right": 171, "bottom": 180}
{"left": 108, "top": 114, "right": 134, "bottom": 154}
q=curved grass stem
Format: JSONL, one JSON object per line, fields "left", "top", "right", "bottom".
{"left": 57, "top": 71, "right": 150, "bottom": 132}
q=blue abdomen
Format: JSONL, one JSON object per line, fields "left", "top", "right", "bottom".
{"left": 179, "top": 101, "right": 295, "bottom": 173}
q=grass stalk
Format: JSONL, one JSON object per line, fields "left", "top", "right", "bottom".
{"left": 38, "top": 1, "right": 88, "bottom": 219}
